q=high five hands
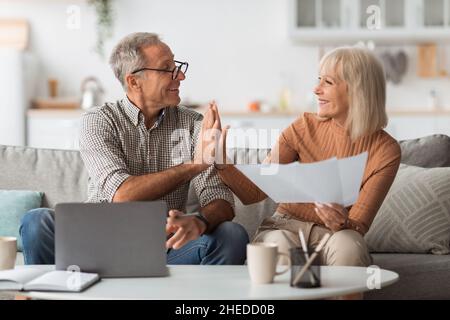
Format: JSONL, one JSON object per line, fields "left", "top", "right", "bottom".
{"left": 192, "top": 101, "right": 230, "bottom": 167}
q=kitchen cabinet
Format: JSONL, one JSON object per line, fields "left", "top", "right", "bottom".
{"left": 289, "top": 0, "right": 450, "bottom": 44}
{"left": 386, "top": 111, "right": 450, "bottom": 140}
{"left": 27, "top": 109, "right": 82, "bottom": 150}
{"left": 422, "top": 0, "right": 450, "bottom": 27}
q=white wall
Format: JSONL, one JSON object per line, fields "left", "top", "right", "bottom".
{"left": 1, "top": 0, "right": 450, "bottom": 111}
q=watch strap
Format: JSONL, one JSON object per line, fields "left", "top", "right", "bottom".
{"left": 193, "top": 212, "right": 210, "bottom": 233}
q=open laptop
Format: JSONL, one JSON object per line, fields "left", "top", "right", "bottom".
{"left": 55, "top": 201, "right": 169, "bottom": 278}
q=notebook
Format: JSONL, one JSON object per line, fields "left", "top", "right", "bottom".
{"left": 0, "top": 267, "right": 100, "bottom": 292}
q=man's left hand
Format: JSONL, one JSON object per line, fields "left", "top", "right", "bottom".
{"left": 165, "top": 210, "right": 207, "bottom": 249}
{"left": 314, "top": 202, "right": 349, "bottom": 232}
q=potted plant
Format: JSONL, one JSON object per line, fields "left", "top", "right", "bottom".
{"left": 88, "top": 0, "right": 114, "bottom": 58}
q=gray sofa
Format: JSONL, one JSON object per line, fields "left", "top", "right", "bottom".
{"left": 1, "top": 134, "right": 450, "bottom": 299}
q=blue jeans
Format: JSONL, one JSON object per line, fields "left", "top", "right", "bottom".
{"left": 20, "top": 208, "right": 249, "bottom": 265}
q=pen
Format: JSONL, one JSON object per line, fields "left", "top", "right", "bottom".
{"left": 298, "top": 230, "right": 318, "bottom": 286}
{"left": 293, "top": 233, "right": 330, "bottom": 287}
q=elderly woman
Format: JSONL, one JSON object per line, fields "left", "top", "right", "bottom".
{"left": 211, "top": 46, "right": 401, "bottom": 270}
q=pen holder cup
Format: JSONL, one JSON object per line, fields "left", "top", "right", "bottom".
{"left": 289, "top": 247, "right": 321, "bottom": 288}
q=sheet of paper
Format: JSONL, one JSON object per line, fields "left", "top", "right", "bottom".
{"left": 235, "top": 152, "right": 368, "bottom": 206}
{"left": 338, "top": 152, "right": 368, "bottom": 207}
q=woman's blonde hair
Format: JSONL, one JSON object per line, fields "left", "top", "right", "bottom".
{"left": 319, "top": 46, "right": 387, "bottom": 140}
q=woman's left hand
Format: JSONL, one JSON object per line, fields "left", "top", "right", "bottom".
{"left": 314, "top": 202, "right": 349, "bottom": 232}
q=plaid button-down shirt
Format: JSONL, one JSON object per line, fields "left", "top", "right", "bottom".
{"left": 79, "top": 96, "right": 234, "bottom": 211}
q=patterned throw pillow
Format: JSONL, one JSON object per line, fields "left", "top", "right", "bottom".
{"left": 365, "top": 165, "right": 450, "bottom": 254}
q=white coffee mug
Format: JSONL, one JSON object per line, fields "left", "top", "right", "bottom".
{"left": 247, "top": 242, "right": 291, "bottom": 284}
{"left": 0, "top": 237, "right": 17, "bottom": 270}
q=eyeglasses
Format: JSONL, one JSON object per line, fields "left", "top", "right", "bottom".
{"left": 131, "top": 60, "right": 189, "bottom": 80}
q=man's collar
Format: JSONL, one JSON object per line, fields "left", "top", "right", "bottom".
{"left": 152, "top": 108, "right": 166, "bottom": 129}
{"left": 122, "top": 95, "right": 167, "bottom": 128}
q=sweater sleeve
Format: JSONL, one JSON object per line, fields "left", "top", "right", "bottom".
{"left": 347, "top": 139, "right": 401, "bottom": 235}
{"left": 217, "top": 165, "right": 268, "bottom": 205}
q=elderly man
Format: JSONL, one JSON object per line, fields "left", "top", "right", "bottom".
{"left": 20, "top": 32, "right": 249, "bottom": 265}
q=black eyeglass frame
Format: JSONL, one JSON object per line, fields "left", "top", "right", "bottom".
{"left": 130, "top": 60, "right": 189, "bottom": 80}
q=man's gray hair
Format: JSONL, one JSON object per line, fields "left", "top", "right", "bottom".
{"left": 109, "top": 32, "right": 162, "bottom": 90}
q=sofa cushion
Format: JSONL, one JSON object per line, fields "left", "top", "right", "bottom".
{"left": 0, "top": 145, "right": 88, "bottom": 208}
{"left": 399, "top": 134, "right": 450, "bottom": 168}
{"left": 0, "top": 190, "right": 43, "bottom": 251}
{"left": 365, "top": 164, "right": 450, "bottom": 254}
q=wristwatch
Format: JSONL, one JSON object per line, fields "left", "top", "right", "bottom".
{"left": 193, "top": 212, "right": 210, "bottom": 233}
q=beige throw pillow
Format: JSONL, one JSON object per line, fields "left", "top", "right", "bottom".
{"left": 365, "top": 164, "right": 450, "bottom": 254}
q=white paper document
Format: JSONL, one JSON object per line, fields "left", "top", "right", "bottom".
{"left": 235, "top": 152, "right": 368, "bottom": 206}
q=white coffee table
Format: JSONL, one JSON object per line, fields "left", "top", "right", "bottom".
{"left": 9, "top": 265, "right": 398, "bottom": 300}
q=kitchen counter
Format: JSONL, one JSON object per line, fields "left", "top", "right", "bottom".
{"left": 27, "top": 109, "right": 85, "bottom": 118}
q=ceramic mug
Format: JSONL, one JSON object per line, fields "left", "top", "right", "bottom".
{"left": 0, "top": 237, "right": 17, "bottom": 270}
{"left": 247, "top": 243, "right": 291, "bottom": 284}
